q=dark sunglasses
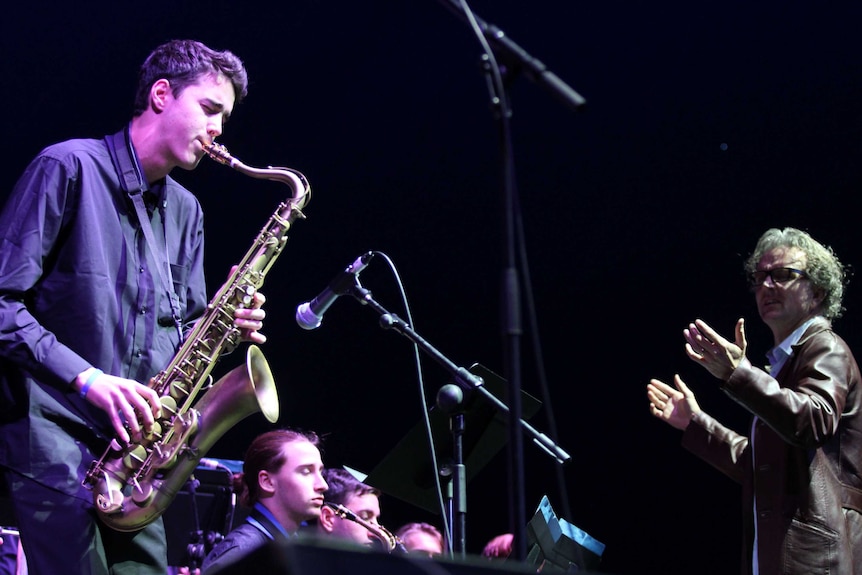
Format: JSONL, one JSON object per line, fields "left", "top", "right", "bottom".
{"left": 748, "top": 267, "right": 807, "bottom": 288}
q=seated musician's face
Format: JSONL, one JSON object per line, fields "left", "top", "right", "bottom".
{"left": 265, "top": 439, "right": 327, "bottom": 528}
{"left": 330, "top": 492, "right": 382, "bottom": 548}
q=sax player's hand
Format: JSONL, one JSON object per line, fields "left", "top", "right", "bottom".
{"left": 225, "top": 265, "right": 267, "bottom": 345}
{"left": 235, "top": 290, "right": 267, "bottom": 344}
{"left": 75, "top": 369, "right": 162, "bottom": 444}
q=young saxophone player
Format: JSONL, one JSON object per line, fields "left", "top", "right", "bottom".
{"left": 0, "top": 39, "right": 267, "bottom": 575}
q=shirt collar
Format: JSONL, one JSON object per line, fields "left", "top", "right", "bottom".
{"left": 766, "top": 317, "right": 817, "bottom": 374}
{"left": 248, "top": 501, "right": 293, "bottom": 539}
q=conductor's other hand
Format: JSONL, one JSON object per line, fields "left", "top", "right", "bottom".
{"left": 647, "top": 375, "right": 700, "bottom": 431}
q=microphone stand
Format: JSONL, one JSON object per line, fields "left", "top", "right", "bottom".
{"left": 184, "top": 477, "right": 206, "bottom": 572}
{"left": 436, "top": 383, "right": 467, "bottom": 558}
{"left": 345, "top": 283, "right": 571, "bottom": 557}
{"left": 435, "top": 0, "right": 587, "bottom": 112}
{"left": 434, "top": 0, "right": 586, "bottom": 560}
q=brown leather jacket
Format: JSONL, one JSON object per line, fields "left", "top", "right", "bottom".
{"left": 682, "top": 316, "right": 862, "bottom": 575}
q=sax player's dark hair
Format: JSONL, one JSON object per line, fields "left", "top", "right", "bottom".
{"left": 321, "top": 467, "right": 380, "bottom": 506}
{"left": 132, "top": 39, "right": 248, "bottom": 115}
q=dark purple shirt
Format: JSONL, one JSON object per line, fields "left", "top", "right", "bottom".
{"left": 0, "top": 131, "right": 207, "bottom": 498}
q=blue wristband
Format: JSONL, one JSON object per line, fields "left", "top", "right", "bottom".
{"left": 80, "top": 369, "right": 103, "bottom": 398}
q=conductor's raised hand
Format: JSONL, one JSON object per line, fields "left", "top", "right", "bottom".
{"left": 684, "top": 318, "right": 747, "bottom": 380}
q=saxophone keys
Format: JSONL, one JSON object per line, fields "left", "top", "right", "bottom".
{"left": 168, "top": 381, "right": 190, "bottom": 401}
{"left": 96, "top": 491, "right": 125, "bottom": 513}
{"left": 131, "top": 481, "right": 154, "bottom": 506}
{"left": 146, "top": 420, "right": 163, "bottom": 442}
{"left": 161, "top": 394, "right": 180, "bottom": 415}
{"left": 235, "top": 284, "right": 255, "bottom": 306}
{"left": 122, "top": 445, "right": 148, "bottom": 470}
{"left": 95, "top": 472, "right": 126, "bottom": 513}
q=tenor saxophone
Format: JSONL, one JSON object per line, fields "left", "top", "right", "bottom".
{"left": 83, "top": 142, "right": 311, "bottom": 532}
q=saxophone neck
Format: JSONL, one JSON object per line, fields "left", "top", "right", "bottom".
{"left": 203, "top": 141, "right": 311, "bottom": 207}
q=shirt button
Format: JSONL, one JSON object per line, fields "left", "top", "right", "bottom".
{"left": 139, "top": 267, "right": 145, "bottom": 273}
{"left": 140, "top": 307, "right": 147, "bottom": 315}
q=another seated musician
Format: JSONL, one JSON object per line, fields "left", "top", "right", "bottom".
{"left": 200, "top": 429, "right": 327, "bottom": 574}
{"left": 311, "top": 467, "right": 391, "bottom": 551}
{"left": 394, "top": 522, "right": 445, "bottom": 557}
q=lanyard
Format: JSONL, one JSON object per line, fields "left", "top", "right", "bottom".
{"left": 128, "top": 192, "right": 183, "bottom": 343}
{"left": 106, "top": 128, "right": 183, "bottom": 343}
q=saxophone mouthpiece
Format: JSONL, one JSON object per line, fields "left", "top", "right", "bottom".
{"left": 324, "top": 502, "right": 354, "bottom": 519}
{"left": 203, "top": 141, "right": 233, "bottom": 166}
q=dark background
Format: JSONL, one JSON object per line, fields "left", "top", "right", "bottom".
{"left": 3, "top": 2, "right": 862, "bottom": 574}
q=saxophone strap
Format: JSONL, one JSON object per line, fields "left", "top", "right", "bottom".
{"left": 106, "top": 127, "right": 183, "bottom": 342}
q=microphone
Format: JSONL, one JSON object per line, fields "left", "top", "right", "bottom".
{"left": 295, "top": 252, "right": 374, "bottom": 330}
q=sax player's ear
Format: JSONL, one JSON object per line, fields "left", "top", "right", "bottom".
{"left": 258, "top": 469, "right": 276, "bottom": 496}
{"left": 318, "top": 504, "right": 337, "bottom": 533}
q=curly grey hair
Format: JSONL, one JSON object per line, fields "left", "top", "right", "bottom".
{"left": 744, "top": 227, "right": 846, "bottom": 320}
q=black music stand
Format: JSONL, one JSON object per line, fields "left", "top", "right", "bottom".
{"left": 364, "top": 364, "right": 542, "bottom": 515}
